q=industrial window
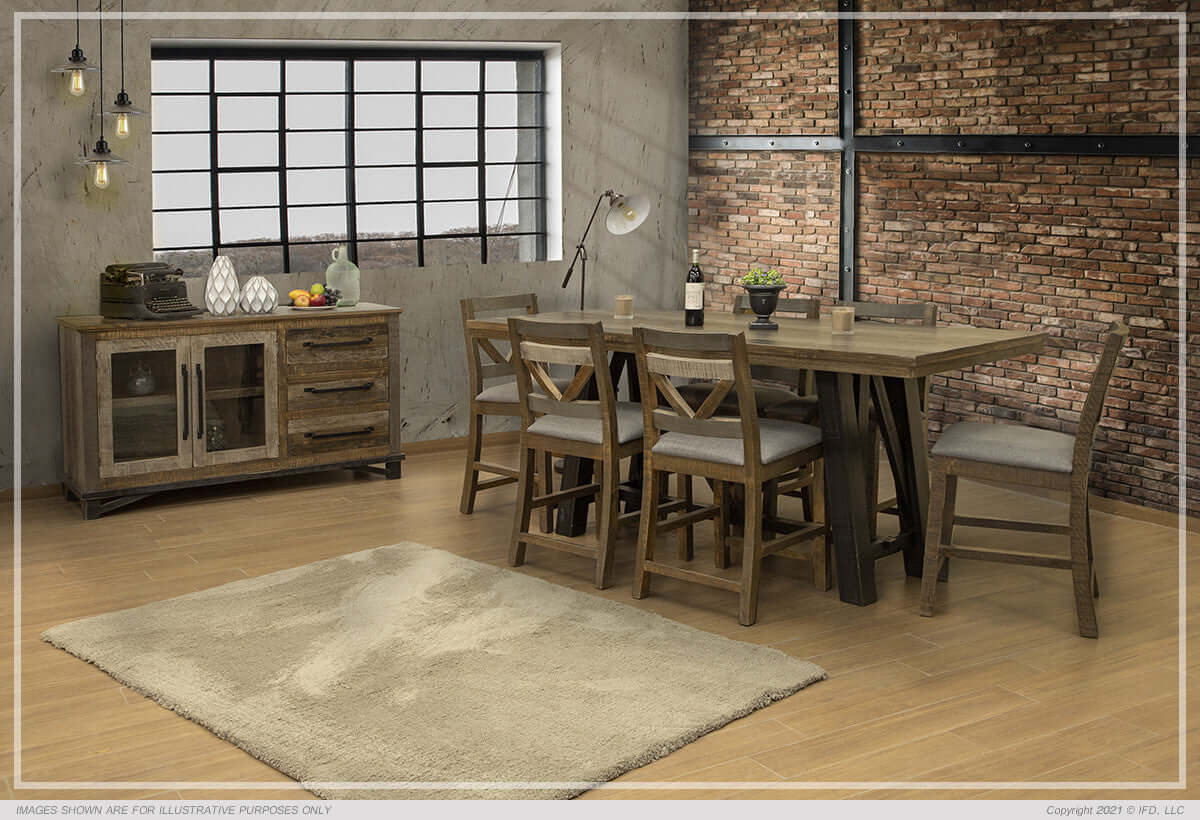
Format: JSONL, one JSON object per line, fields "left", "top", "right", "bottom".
{"left": 150, "top": 44, "right": 548, "bottom": 275}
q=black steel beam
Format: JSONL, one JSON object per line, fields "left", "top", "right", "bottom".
{"left": 855, "top": 133, "right": 1188, "bottom": 157}
{"left": 688, "top": 135, "right": 842, "bottom": 152}
{"left": 837, "top": 0, "right": 856, "bottom": 303}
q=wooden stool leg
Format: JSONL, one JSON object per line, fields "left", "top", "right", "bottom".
{"left": 938, "top": 474, "right": 956, "bottom": 582}
{"left": 538, "top": 450, "right": 555, "bottom": 533}
{"left": 713, "top": 479, "right": 730, "bottom": 569}
{"left": 798, "top": 466, "right": 814, "bottom": 522}
{"left": 919, "top": 467, "right": 950, "bottom": 616}
{"left": 508, "top": 444, "right": 536, "bottom": 567}
{"left": 1070, "top": 485, "right": 1099, "bottom": 638}
{"left": 738, "top": 481, "right": 764, "bottom": 626}
{"left": 459, "top": 412, "right": 483, "bottom": 514}
{"left": 595, "top": 455, "right": 621, "bottom": 589}
{"left": 867, "top": 421, "right": 881, "bottom": 542}
{"left": 1087, "top": 494, "right": 1099, "bottom": 598}
{"left": 763, "top": 478, "right": 779, "bottom": 541}
{"left": 677, "top": 473, "right": 695, "bottom": 561}
{"left": 632, "top": 468, "right": 663, "bottom": 599}
{"left": 812, "top": 458, "right": 826, "bottom": 523}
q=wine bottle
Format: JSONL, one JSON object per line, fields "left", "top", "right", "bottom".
{"left": 685, "top": 249, "right": 704, "bottom": 327}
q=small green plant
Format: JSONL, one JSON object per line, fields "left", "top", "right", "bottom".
{"left": 741, "top": 268, "right": 784, "bottom": 287}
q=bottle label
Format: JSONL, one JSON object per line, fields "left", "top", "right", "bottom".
{"left": 685, "top": 282, "right": 704, "bottom": 310}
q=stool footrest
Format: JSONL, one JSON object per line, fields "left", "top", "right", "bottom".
{"left": 643, "top": 556, "right": 742, "bottom": 592}
{"left": 943, "top": 544, "right": 1072, "bottom": 569}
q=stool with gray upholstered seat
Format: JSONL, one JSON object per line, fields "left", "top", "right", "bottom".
{"left": 459, "top": 294, "right": 565, "bottom": 530}
{"left": 507, "top": 317, "right": 644, "bottom": 589}
{"left": 631, "top": 326, "right": 829, "bottom": 626}
{"left": 919, "top": 321, "right": 1129, "bottom": 638}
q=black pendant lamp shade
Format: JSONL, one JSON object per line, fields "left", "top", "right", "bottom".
{"left": 76, "top": 0, "right": 126, "bottom": 188}
{"left": 104, "top": 0, "right": 146, "bottom": 138}
{"left": 51, "top": 0, "right": 98, "bottom": 97}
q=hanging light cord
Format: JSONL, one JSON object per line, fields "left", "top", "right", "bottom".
{"left": 74, "top": 0, "right": 81, "bottom": 50}
{"left": 118, "top": 0, "right": 124, "bottom": 93}
{"left": 97, "top": 0, "right": 104, "bottom": 141}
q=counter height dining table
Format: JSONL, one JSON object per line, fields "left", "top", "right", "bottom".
{"left": 467, "top": 309, "right": 1047, "bottom": 606}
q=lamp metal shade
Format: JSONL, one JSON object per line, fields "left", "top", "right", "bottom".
{"left": 605, "top": 193, "right": 649, "bottom": 236}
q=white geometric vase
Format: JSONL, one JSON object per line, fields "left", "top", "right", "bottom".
{"left": 239, "top": 275, "right": 278, "bottom": 314}
{"left": 204, "top": 256, "right": 240, "bottom": 316}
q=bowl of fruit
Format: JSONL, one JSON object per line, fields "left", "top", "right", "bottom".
{"left": 287, "top": 284, "right": 342, "bottom": 310}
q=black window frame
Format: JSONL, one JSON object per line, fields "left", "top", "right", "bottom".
{"left": 150, "top": 43, "right": 548, "bottom": 272}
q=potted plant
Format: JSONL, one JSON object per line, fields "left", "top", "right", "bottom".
{"left": 740, "top": 267, "right": 785, "bottom": 330}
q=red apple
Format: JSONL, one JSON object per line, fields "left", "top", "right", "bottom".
{"left": 309, "top": 294, "right": 327, "bottom": 307}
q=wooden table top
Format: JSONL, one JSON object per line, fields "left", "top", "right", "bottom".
{"left": 468, "top": 309, "right": 1047, "bottom": 378}
{"left": 57, "top": 302, "right": 403, "bottom": 334}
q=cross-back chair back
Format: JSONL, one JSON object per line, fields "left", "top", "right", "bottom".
{"left": 1073, "top": 321, "right": 1130, "bottom": 473}
{"left": 460, "top": 293, "right": 539, "bottom": 402}
{"left": 734, "top": 295, "right": 820, "bottom": 391}
{"left": 508, "top": 317, "right": 618, "bottom": 444}
{"left": 634, "top": 327, "right": 763, "bottom": 472}
{"left": 838, "top": 299, "right": 937, "bottom": 327}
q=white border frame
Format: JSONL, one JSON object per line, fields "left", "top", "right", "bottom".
{"left": 10, "top": 8, "right": 1188, "bottom": 795}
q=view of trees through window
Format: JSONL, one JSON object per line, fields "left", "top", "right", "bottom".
{"left": 151, "top": 46, "right": 547, "bottom": 276}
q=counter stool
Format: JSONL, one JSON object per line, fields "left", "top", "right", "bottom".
{"left": 919, "top": 322, "right": 1129, "bottom": 638}
{"left": 459, "top": 294, "right": 563, "bottom": 531}
{"left": 507, "top": 318, "right": 644, "bottom": 589}
{"left": 631, "top": 327, "right": 828, "bottom": 625}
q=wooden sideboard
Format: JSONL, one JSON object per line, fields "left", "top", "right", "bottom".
{"left": 57, "top": 303, "right": 404, "bottom": 518}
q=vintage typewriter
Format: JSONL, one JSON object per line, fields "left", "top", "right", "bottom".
{"left": 100, "top": 262, "right": 204, "bottom": 320}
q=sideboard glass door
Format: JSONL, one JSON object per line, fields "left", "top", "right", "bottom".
{"left": 97, "top": 338, "right": 192, "bottom": 478}
{"left": 190, "top": 332, "right": 279, "bottom": 467}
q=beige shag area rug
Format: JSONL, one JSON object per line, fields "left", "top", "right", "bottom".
{"left": 43, "top": 542, "right": 825, "bottom": 799}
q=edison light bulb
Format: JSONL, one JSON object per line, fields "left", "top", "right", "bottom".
{"left": 623, "top": 203, "right": 637, "bottom": 220}
{"left": 92, "top": 161, "right": 110, "bottom": 189}
{"left": 115, "top": 112, "right": 130, "bottom": 139}
{"left": 69, "top": 69, "right": 86, "bottom": 96}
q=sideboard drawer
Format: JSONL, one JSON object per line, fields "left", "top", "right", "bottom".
{"left": 286, "top": 323, "right": 389, "bottom": 369}
{"left": 288, "top": 373, "right": 389, "bottom": 413}
{"left": 287, "top": 410, "right": 390, "bottom": 458}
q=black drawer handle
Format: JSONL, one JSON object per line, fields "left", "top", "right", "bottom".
{"left": 304, "top": 426, "right": 375, "bottom": 441}
{"left": 181, "top": 364, "right": 189, "bottom": 440}
{"left": 302, "top": 336, "right": 373, "bottom": 349}
{"left": 303, "top": 381, "right": 375, "bottom": 395}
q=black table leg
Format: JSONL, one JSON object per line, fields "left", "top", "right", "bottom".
{"left": 873, "top": 376, "right": 930, "bottom": 579}
{"left": 815, "top": 370, "right": 877, "bottom": 605}
{"left": 554, "top": 352, "right": 635, "bottom": 537}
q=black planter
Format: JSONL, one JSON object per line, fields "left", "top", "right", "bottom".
{"left": 744, "top": 285, "right": 784, "bottom": 330}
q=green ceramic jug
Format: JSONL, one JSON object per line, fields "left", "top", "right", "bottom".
{"left": 325, "top": 245, "right": 360, "bottom": 307}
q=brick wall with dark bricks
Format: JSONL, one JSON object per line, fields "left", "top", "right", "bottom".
{"left": 687, "top": 3, "right": 1195, "bottom": 515}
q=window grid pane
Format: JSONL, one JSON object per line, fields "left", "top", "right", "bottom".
{"left": 152, "top": 52, "right": 545, "bottom": 270}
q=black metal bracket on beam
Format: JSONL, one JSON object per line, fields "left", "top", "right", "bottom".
{"left": 855, "top": 133, "right": 1186, "bottom": 157}
{"left": 838, "top": 0, "right": 857, "bottom": 303}
{"left": 689, "top": 135, "right": 842, "bottom": 152}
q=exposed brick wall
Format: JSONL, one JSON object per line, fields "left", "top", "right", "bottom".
{"left": 687, "top": 3, "right": 1195, "bottom": 514}
{"left": 689, "top": 0, "right": 836, "bottom": 135}
{"left": 689, "top": 151, "right": 840, "bottom": 307}
{"left": 858, "top": 153, "right": 1196, "bottom": 514}
{"left": 857, "top": 16, "right": 1185, "bottom": 134}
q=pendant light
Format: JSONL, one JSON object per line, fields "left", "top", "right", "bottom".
{"left": 51, "top": 0, "right": 98, "bottom": 97}
{"left": 104, "top": 0, "right": 145, "bottom": 138}
{"left": 76, "top": 0, "right": 126, "bottom": 188}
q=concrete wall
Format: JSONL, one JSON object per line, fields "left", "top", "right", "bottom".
{"left": 0, "top": 1, "right": 689, "bottom": 489}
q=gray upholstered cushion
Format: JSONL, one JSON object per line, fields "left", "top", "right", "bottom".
{"left": 526, "top": 401, "right": 644, "bottom": 445}
{"left": 932, "top": 422, "right": 1075, "bottom": 473}
{"left": 651, "top": 419, "right": 821, "bottom": 467}
{"left": 763, "top": 395, "right": 820, "bottom": 424}
{"left": 475, "top": 377, "right": 570, "bottom": 404}
{"left": 675, "top": 382, "right": 798, "bottom": 413}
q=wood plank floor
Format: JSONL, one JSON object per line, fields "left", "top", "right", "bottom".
{"left": 0, "top": 442, "right": 1193, "bottom": 800}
